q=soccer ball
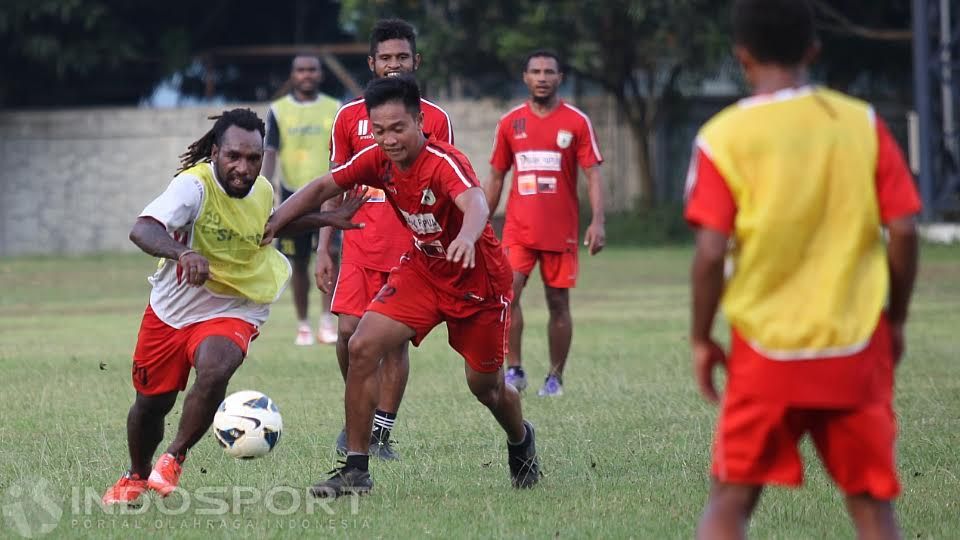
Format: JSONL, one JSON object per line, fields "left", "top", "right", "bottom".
{"left": 212, "top": 390, "right": 283, "bottom": 459}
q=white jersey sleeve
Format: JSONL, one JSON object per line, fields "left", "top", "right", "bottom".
{"left": 139, "top": 174, "right": 204, "bottom": 232}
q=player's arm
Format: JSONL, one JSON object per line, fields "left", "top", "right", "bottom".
{"left": 447, "top": 187, "right": 489, "bottom": 269}
{"left": 314, "top": 160, "right": 344, "bottom": 293}
{"left": 262, "top": 110, "right": 281, "bottom": 199}
{"left": 484, "top": 167, "right": 509, "bottom": 215}
{"left": 684, "top": 145, "right": 735, "bottom": 404}
{"left": 263, "top": 175, "right": 362, "bottom": 244}
{"left": 874, "top": 117, "right": 922, "bottom": 363}
{"left": 583, "top": 164, "right": 606, "bottom": 255}
{"left": 130, "top": 216, "right": 211, "bottom": 287}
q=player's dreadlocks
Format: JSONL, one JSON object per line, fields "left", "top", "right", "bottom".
{"left": 177, "top": 108, "right": 266, "bottom": 174}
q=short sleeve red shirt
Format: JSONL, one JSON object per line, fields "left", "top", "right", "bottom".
{"left": 332, "top": 138, "right": 512, "bottom": 299}
{"left": 490, "top": 100, "right": 603, "bottom": 252}
{"left": 328, "top": 97, "right": 454, "bottom": 271}
{"left": 683, "top": 116, "right": 922, "bottom": 406}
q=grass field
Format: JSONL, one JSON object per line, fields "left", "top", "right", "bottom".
{"left": 1, "top": 245, "right": 958, "bottom": 539}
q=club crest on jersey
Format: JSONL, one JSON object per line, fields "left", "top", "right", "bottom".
{"left": 420, "top": 188, "right": 436, "bottom": 206}
{"left": 556, "top": 130, "right": 573, "bottom": 149}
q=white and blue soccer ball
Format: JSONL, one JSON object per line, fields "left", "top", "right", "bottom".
{"left": 213, "top": 390, "right": 283, "bottom": 459}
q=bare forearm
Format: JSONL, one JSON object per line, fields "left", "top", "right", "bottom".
{"left": 278, "top": 211, "right": 347, "bottom": 237}
{"left": 586, "top": 166, "right": 605, "bottom": 225}
{"left": 456, "top": 188, "right": 490, "bottom": 244}
{"left": 691, "top": 230, "right": 727, "bottom": 342}
{"left": 129, "top": 218, "right": 190, "bottom": 260}
{"left": 484, "top": 169, "right": 507, "bottom": 215}
{"left": 272, "top": 174, "right": 341, "bottom": 231}
{"left": 886, "top": 217, "right": 919, "bottom": 323}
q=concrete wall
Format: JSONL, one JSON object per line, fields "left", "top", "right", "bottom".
{"left": 0, "top": 98, "right": 641, "bottom": 256}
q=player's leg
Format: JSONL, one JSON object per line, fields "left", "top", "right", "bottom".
{"left": 540, "top": 286, "right": 571, "bottom": 396}
{"left": 310, "top": 311, "right": 415, "bottom": 498}
{"left": 451, "top": 299, "right": 540, "bottom": 488}
{"left": 127, "top": 392, "right": 178, "bottom": 479}
{"left": 105, "top": 306, "right": 188, "bottom": 505}
{"left": 165, "top": 336, "right": 245, "bottom": 458}
{"left": 699, "top": 394, "right": 805, "bottom": 536}
{"left": 845, "top": 496, "right": 900, "bottom": 540}
{"left": 290, "top": 249, "right": 312, "bottom": 345}
{"left": 810, "top": 404, "right": 901, "bottom": 539}
{"left": 148, "top": 318, "right": 256, "bottom": 496}
{"left": 331, "top": 313, "right": 360, "bottom": 454}
{"left": 317, "top": 231, "right": 341, "bottom": 344}
{"left": 537, "top": 249, "right": 577, "bottom": 396}
{"left": 311, "top": 267, "right": 438, "bottom": 498}
{"left": 504, "top": 243, "right": 536, "bottom": 391}
{"left": 370, "top": 340, "right": 409, "bottom": 460}
{"left": 696, "top": 481, "right": 763, "bottom": 539}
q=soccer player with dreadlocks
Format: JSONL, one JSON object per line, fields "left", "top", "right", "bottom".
{"left": 102, "top": 108, "right": 366, "bottom": 505}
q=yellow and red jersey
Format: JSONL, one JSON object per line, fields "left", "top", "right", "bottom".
{"left": 685, "top": 86, "right": 921, "bottom": 407}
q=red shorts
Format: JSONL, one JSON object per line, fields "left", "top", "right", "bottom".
{"left": 365, "top": 264, "right": 511, "bottom": 373}
{"left": 712, "top": 392, "right": 900, "bottom": 499}
{"left": 504, "top": 243, "right": 578, "bottom": 288}
{"left": 131, "top": 305, "right": 259, "bottom": 396}
{"left": 331, "top": 263, "right": 390, "bottom": 318}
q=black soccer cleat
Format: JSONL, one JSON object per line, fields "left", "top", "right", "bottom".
{"left": 369, "top": 432, "right": 400, "bottom": 461}
{"left": 507, "top": 420, "right": 541, "bottom": 489}
{"left": 309, "top": 462, "right": 373, "bottom": 498}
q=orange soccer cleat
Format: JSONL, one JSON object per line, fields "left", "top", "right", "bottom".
{"left": 147, "top": 453, "right": 183, "bottom": 496}
{"left": 101, "top": 471, "right": 148, "bottom": 505}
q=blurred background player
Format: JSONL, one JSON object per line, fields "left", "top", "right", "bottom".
{"left": 102, "top": 109, "right": 363, "bottom": 505}
{"left": 264, "top": 75, "right": 539, "bottom": 498}
{"left": 485, "top": 50, "right": 606, "bottom": 397}
{"left": 684, "top": 1, "right": 920, "bottom": 538}
{"left": 318, "top": 18, "right": 454, "bottom": 459}
{"left": 263, "top": 55, "right": 342, "bottom": 346}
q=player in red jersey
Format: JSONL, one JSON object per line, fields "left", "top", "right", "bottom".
{"left": 485, "top": 50, "right": 606, "bottom": 397}
{"left": 317, "top": 19, "right": 454, "bottom": 460}
{"left": 686, "top": 1, "right": 920, "bottom": 538}
{"left": 264, "top": 75, "right": 540, "bottom": 498}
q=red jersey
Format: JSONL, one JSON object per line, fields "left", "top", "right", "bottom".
{"left": 331, "top": 138, "right": 512, "bottom": 300}
{"left": 685, "top": 117, "right": 922, "bottom": 407}
{"left": 490, "top": 99, "right": 603, "bottom": 252}
{"left": 329, "top": 97, "right": 454, "bottom": 271}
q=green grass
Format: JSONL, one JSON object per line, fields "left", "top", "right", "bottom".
{"left": 0, "top": 245, "right": 958, "bottom": 539}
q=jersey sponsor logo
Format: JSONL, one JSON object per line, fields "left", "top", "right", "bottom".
{"left": 399, "top": 209, "right": 443, "bottom": 235}
{"left": 515, "top": 150, "right": 562, "bottom": 172}
{"left": 420, "top": 188, "right": 436, "bottom": 206}
{"left": 556, "top": 130, "right": 573, "bottom": 149}
{"left": 537, "top": 176, "right": 557, "bottom": 193}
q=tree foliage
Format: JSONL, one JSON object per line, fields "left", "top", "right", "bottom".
{"left": 0, "top": 0, "right": 351, "bottom": 107}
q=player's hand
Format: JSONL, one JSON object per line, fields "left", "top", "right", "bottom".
{"left": 692, "top": 338, "right": 726, "bottom": 404}
{"left": 261, "top": 216, "right": 278, "bottom": 246}
{"left": 584, "top": 221, "right": 606, "bottom": 255}
{"left": 314, "top": 249, "right": 335, "bottom": 294}
{"left": 889, "top": 320, "right": 905, "bottom": 366}
{"left": 325, "top": 186, "right": 369, "bottom": 230}
{"left": 446, "top": 236, "right": 476, "bottom": 269}
{"left": 178, "top": 251, "right": 210, "bottom": 287}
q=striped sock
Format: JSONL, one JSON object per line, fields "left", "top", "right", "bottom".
{"left": 372, "top": 410, "right": 397, "bottom": 442}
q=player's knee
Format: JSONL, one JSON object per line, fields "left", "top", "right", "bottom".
{"left": 196, "top": 356, "right": 242, "bottom": 389}
{"left": 347, "top": 334, "right": 379, "bottom": 371}
{"left": 134, "top": 391, "right": 177, "bottom": 416}
{"left": 468, "top": 376, "right": 501, "bottom": 408}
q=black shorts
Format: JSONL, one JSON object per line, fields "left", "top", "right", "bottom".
{"left": 277, "top": 185, "right": 341, "bottom": 259}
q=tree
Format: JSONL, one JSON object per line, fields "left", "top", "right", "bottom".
{"left": 340, "top": 0, "right": 730, "bottom": 207}
{"left": 0, "top": 0, "right": 352, "bottom": 107}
